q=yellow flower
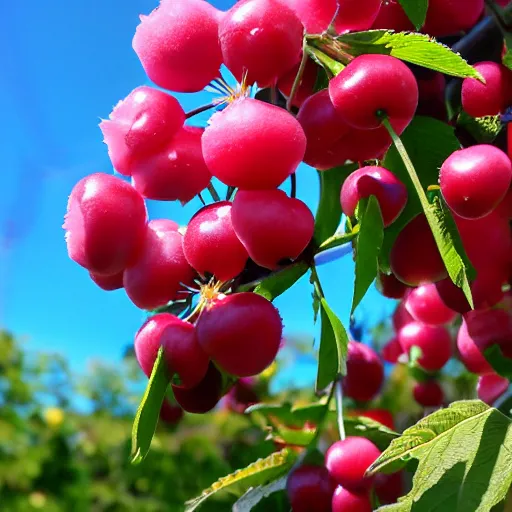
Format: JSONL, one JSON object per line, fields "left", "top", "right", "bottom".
{"left": 44, "top": 407, "right": 64, "bottom": 428}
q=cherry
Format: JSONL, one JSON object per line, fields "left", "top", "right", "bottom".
{"left": 219, "top": 0, "right": 303, "bottom": 87}
{"left": 286, "top": 465, "right": 336, "bottom": 512}
{"left": 405, "top": 284, "right": 457, "bottom": 326}
{"left": 124, "top": 219, "right": 196, "bottom": 310}
{"left": 132, "top": 0, "right": 223, "bottom": 92}
{"left": 277, "top": 58, "right": 318, "bottom": 108}
{"left": 440, "top": 145, "right": 512, "bottom": 220}
{"left": 329, "top": 54, "right": 418, "bottom": 131}
{"left": 422, "top": 0, "right": 484, "bottom": 37}
{"left": 325, "top": 437, "right": 381, "bottom": 491}
{"left": 416, "top": 72, "right": 447, "bottom": 121}
{"left": 372, "top": 0, "right": 413, "bottom": 32}
{"left": 398, "top": 322, "right": 452, "bottom": 371}
{"left": 376, "top": 272, "right": 409, "bottom": 300}
{"left": 382, "top": 336, "right": 405, "bottom": 364}
{"left": 332, "top": 486, "right": 372, "bottom": 512}
{"left": 413, "top": 380, "right": 444, "bottom": 407}
{"left": 477, "top": 374, "right": 509, "bottom": 405}
{"left": 497, "top": 186, "right": 512, "bottom": 220}
{"left": 196, "top": 292, "right": 283, "bottom": 377}
{"left": 392, "top": 300, "right": 414, "bottom": 331}
{"left": 462, "top": 62, "right": 511, "bottom": 118}
{"left": 64, "top": 173, "right": 147, "bottom": 276}
{"left": 457, "top": 317, "right": 494, "bottom": 375}
{"left": 183, "top": 202, "right": 249, "bottom": 282}
{"left": 340, "top": 166, "right": 408, "bottom": 227}
{"left": 390, "top": 214, "right": 447, "bottom": 286}
{"left": 224, "top": 379, "right": 259, "bottom": 414}
{"left": 231, "top": 190, "right": 315, "bottom": 270}
{"left": 348, "top": 409, "right": 396, "bottom": 430}
{"left": 202, "top": 98, "right": 306, "bottom": 189}
{"left": 159, "top": 400, "right": 184, "bottom": 425}
{"left": 131, "top": 126, "right": 211, "bottom": 204}
{"left": 374, "top": 472, "right": 404, "bottom": 505}
{"left": 172, "top": 363, "right": 223, "bottom": 414}
{"left": 343, "top": 341, "right": 384, "bottom": 402}
{"left": 90, "top": 271, "right": 124, "bottom": 291}
{"left": 99, "top": 86, "right": 185, "bottom": 177}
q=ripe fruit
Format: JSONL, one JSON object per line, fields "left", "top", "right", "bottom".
{"left": 131, "top": 126, "right": 211, "bottom": 204}
{"left": 416, "top": 72, "right": 447, "bottom": 121}
{"left": 224, "top": 379, "right": 259, "bottom": 414}
{"left": 376, "top": 272, "right": 409, "bottom": 300}
{"left": 398, "top": 322, "right": 452, "bottom": 371}
{"left": 413, "top": 380, "right": 444, "bottom": 407}
{"left": 374, "top": 472, "right": 403, "bottom": 505}
{"left": 325, "top": 437, "right": 381, "bottom": 491}
{"left": 405, "top": 284, "right": 457, "bottom": 326}
{"left": 329, "top": 54, "right": 418, "bottom": 131}
{"left": 99, "top": 86, "right": 185, "bottom": 176}
{"left": 457, "top": 317, "right": 494, "bottom": 375}
{"left": 332, "top": 486, "right": 372, "bottom": 512}
{"left": 390, "top": 214, "right": 447, "bottom": 286}
{"left": 219, "top": 0, "right": 303, "bottom": 87}
{"left": 231, "top": 190, "right": 314, "bottom": 270}
{"left": 343, "top": 341, "right": 384, "bottom": 402}
{"left": 124, "top": 220, "right": 196, "bottom": 310}
{"left": 381, "top": 336, "right": 404, "bottom": 364}
{"left": 349, "top": 409, "right": 395, "bottom": 430}
{"left": 172, "top": 363, "right": 223, "bottom": 414}
{"left": 372, "top": 0, "right": 413, "bottom": 32}
{"left": 286, "top": 465, "right": 336, "bottom": 512}
{"left": 196, "top": 293, "right": 283, "bottom": 377}
{"left": 422, "top": 0, "right": 484, "bottom": 37}
{"left": 159, "top": 400, "right": 184, "bottom": 425}
{"left": 90, "top": 271, "right": 124, "bottom": 291}
{"left": 462, "top": 62, "right": 511, "bottom": 118}
{"left": 202, "top": 98, "right": 306, "bottom": 189}
{"left": 440, "top": 145, "right": 512, "bottom": 220}
{"left": 477, "top": 374, "right": 509, "bottom": 405}
{"left": 393, "top": 300, "right": 414, "bottom": 331}
{"left": 132, "top": 0, "right": 223, "bottom": 92}
{"left": 278, "top": 59, "right": 318, "bottom": 108}
{"left": 183, "top": 202, "right": 249, "bottom": 281}
{"left": 64, "top": 173, "right": 147, "bottom": 276}
{"left": 340, "top": 166, "right": 408, "bottom": 227}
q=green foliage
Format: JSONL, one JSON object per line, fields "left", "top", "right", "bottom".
{"left": 484, "top": 346, "right": 512, "bottom": 381}
{"left": 232, "top": 476, "right": 288, "bottom": 511}
{"left": 457, "top": 112, "right": 503, "bottom": 144}
{"left": 397, "top": 0, "right": 428, "bottom": 29}
{"left": 253, "top": 262, "right": 309, "bottom": 301}
{"left": 305, "top": 46, "right": 345, "bottom": 76}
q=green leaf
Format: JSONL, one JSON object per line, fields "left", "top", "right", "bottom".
{"left": 398, "top": 0, "right": 428, "bottom": 30}
{"left": 233, "top": 477, "right": 288, "bottom": 512}
{"left": 316, "top": 298, "right": 349, "bottom": 390}
{"left": 314, "top": 164, "right": 358, "bottom": 245}
{"left": 317, "top": 231, "right": 358, "bottom": 252}
{"left": 274, "top": 425, "right": 316, "bottom": 446}
{"left": 352, "top": 196, "right": 384, "bottom": 314}
{"left": 345, "top": 416, "right": 399, "bottom": 451}
{"left": 184, "top": 449, "right": 298, "bottom": 512}
{"left": 484, "top": 345, "right": 512, "bottom": 380}
{"left": 334, "top": 31, "right": 482, "bottom": 79}
{"left": 246, "top": 401, "right": 328, "bottom": 428}
{"left": 131, "top": 348, "right": 169, "bottom": 464}
{"left": 369, "top": 401, "right": 512, "bottom": 512}
{"left": 253, "top": 262, "right": 309, "bottom": 301}
{"left": 503, "top": 34, "right": 512, "bottom": 72}
{"left": 305, "top": 45, "right": 345, "bottom": 76}
{"left": 458, "top": 111, "right": 503, "bottom": 144}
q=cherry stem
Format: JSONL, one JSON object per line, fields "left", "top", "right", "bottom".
{"left": 226, "top": 186, "right": 236, "bottom": 201}
{"left": 326, "top": 1, "right": 340, "bottom": 36}
{"left": 207, "top": 183, "right": 221, "bottom": 202}
{"left": 290, "top": 173, "right": 297, "bottom": 199}
{"left": 270, "top": 85, "right": 278, "bottom": 105}
{"left": 197, "top": 192, "right": 206, "bottom": 206}
{"left": 335, "top": 378, "right": 346, "bottom": 441}
{"left": 287, "top": 43, "right": 309, "bottom": 111}
{"left": 185, "top": 102, "right": 217, "bottom": 119}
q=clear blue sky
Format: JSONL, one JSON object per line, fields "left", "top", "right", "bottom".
{"left": 0, "top": 0, "right": 394, "bottom": 378}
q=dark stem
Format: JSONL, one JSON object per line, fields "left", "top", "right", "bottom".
{"left": 185, "top": 102, "right": 217, "bottom": 119}
{"left": 290, "top": 173, "right": 297, "bottom": 199}
{"left": 197, "top": 192, "right": 206, "bottom": 206}
{"left": 207, "top": 183, "right": 221, "bottom": 202}
{"left": 226, "top": 186, "right": 236, "bottom": 201}
{"left": 270, "top": 85, "right": 278, "bottom": 106}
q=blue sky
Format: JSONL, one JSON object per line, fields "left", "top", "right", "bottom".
{"left": 1, "top": 0, "right": 394, "bottom": 378}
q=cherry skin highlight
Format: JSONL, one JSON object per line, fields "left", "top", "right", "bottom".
{"left": 405, "top": 284, "right": 457, "bottom": 326}
{"left": 131, "top": 126, "right": 211, "bottom": 204}
{"left": 343, "top": 341, "right": 384, "bottom": 402}
{"left": 99, "top": 86, "right": 185, "bottom": 176}
{"left": 124, "top": 219, "right": 196, "bottom": 310}
{"left": 183, "top": 202, "right": 249, "bottom": 282}
{"left": 325, "top": 437, "right": 381, "bottom": 491}
{"left": 440, "top": 145, "right": 512, "bottom": 220}
{"left": 231, "top": 190, "right": 315, "bottom": 270}
{"left": 340, "top": 166, "right": 408, "bottom": 227}
{"left": 196, "top": 292, "right": 283, "bottom": 377}
{"left": 329, "top": 54, "right": 418, "bottom": 131}
{"left": 219, "top": 0, "right": 303, "bottom": 87}
{"left": 477, "top": 374, "right": 509, "bottom": 405}
{"left": 286, "top": 465, "right": 336, "bottom": 512}
{"left": 64, "top": 173, "right": 147, "bottom": 276}
{"left": 277, "top": 58, "right": 318, "bottom": 108}
{"left": 202, "top": 98, "right": 306, "bottom": 189}
{"left": 132, "top": 0, "right": 223, "bottom": 92}
{"left": 332, "top": 486, "right": 372, "bottom": 512}
{"left": 89, "top": 271, "right": 124, "bottom": 291}
{"left": 457, "top": 317, "right": 494, "bottom": 375}
{"left": 376, "top": 272, "right": 409, "bottom": 299}
{"left": 390, "top": 214, "right": 447, "bottom": 286}
{"left": 413, "top": 380, "right": 444, "bottom": 407}
{"left": 398, "top": 321, "right": 452, "bottom": 371}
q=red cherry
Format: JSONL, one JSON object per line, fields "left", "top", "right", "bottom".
{"left": 89, "top": 271, "right": 124, "bottom": 291}
{"left": 372, "top": 0, "right": 414, "bottom": 31}
{"left": 64, "top": 173, "right": 147, "bottom": 276}
{"left": 231, "top": 190, "right": 314, "bottom": 270}
{"left": 374, "top": 472, "right": 404, "bottom": 505}
{"left": 416, "top": 72, "right": 447, "bottom": 121}
{"left": 348, "top": 409, "right": 395, "bottom": 430}
{"left": 124, "top": 220, "right": 196, "bottom": 310}
{"left": 343, "top": 341, "right": 384, "bottom": 402}
{"left": 497, "top": 186, "right": 512, "bottom": 220}
{"left": 224, "top": 379, "right": 259, "bottom": 414}
{"left": 340, "top": 166, "right": 408, "bottom": 227}
{"left": 219, "top": 0, "right": 303, "bottom": 87}
{"left": 286, "top": 465, "right": 336, "bottom": 512}
{"left": 172, "top": 363, "right": 223, "bottom": 414}
{"left": 440, "top": 145, "right": 512, "bottom": 220}
{"left": 413, "top": 380, "right": 444, "bottom": 407}
{"left": 390, "top": 214, "right": 447, "bottom": 286}
{"left": 277, "top": 58, "right": 318, "bottom": 108}
{"left": 376, "top": 272, "right": 410, "bottom": 300}
{"left": 457, "top": 317, "right": 494, "bottom": 375}
{"left": 196, "top": 293, "right": 283, "bottom": 377}
{"left": 393, "top": 300, "right": 414, "bottom": 331}
{"left": 405, "top": 284, "right": 457, "bottom": 326}
{"left": 398, "top": 322, "right": 452, "bottom": 371}
{"left": 325, "top": 437, "right": 381, "bottom": 491}
{"left": 202, "top": 98, "right": 306, "bottom": 189}
{"left": 462, "top": 62, "right": 511, "bottom": 118}
{"left": 183, "top": 202, "right": 249, "bottom": 281}
{"left": 131, "top": 126, "right": 211, "bottom": 204}
{"left": 477, "top": 374, "right": 509, "bottom": 405}
{"left": 159, "top": 400, "right": 184, "bottom": 425}
{"left": 329, "top": 54, "right": 418, "bottom": 131}
{"left": 99, "top": 86, "right": 185, "bottom": 176}
{"left": 132, "top": 0, "right": 223, "bottom": 92}
{"left": 381, "top": 336, "right": 405, "bottom": 364}
{"left": 332, "top": 486, "right": 372, "bottom": 512}
{"left": 422, "top": 0, "right": 484, "bottom": 37}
